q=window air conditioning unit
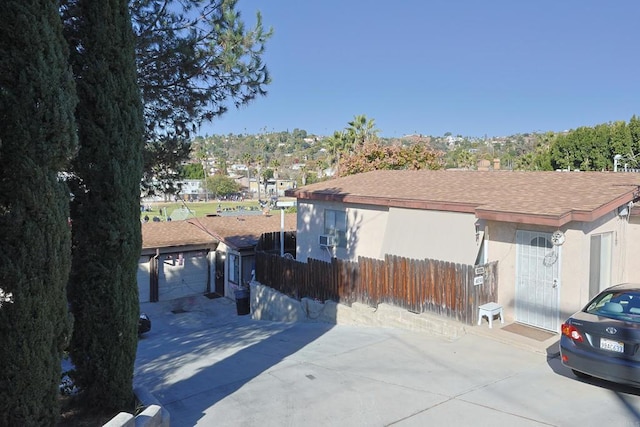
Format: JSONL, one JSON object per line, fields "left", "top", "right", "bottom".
{"left": 319, "top": 234, "right": 336, "bottom": 248}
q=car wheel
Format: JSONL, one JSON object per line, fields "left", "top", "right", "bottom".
{"left": 572, "top": 369, "right": 591, "bottom": 379}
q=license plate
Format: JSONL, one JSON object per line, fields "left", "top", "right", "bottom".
{"left": 600, "top": 338, "right": 624, "bottom": 353}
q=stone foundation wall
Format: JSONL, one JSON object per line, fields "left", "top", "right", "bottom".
{"left": 250, "top": 282, "right": 466, "bottom": 339}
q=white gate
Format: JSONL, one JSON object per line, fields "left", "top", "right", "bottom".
{"left": 515, "top": 230, "right": 560, "bottom": 332}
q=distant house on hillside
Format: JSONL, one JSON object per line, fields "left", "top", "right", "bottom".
{"left": 179, "top": 179, "right": 205, "bottom": 201}
{"left": 141, "top": 179, "right": 207, "bottom": 203}
{"left": 264, "top": 179, "right": 296, "bottom": 197}
{"left": 286, "top": 169, "right": 640, "bottom": 333}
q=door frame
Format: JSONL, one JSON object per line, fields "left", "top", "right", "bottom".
{"left": 515, "top": 230, "right": 561, "bottom": 332}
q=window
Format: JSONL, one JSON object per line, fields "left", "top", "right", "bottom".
{"left": 589, "top": 233, "right": 612, "bottom": 298}
{"left": 228, "top": 253, "right": 240, "bottom": 285}
{"left": 324, "top": 209, "right": 347, "bottom": 248}
{"left": 585, "top": 289, "right": 640, "bottom": 322}
{"left": 530, "top": 236, "right": 552, "bottom": 248}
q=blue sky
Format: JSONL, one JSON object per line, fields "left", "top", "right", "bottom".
{"left": 200, "top": 0, "right": 640, "bottom": 138}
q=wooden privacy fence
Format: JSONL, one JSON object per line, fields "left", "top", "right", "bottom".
{"left": 255, "top": 252, "right": 498, "bottom": 325}
{"left": 255, "top": 231, "right": 297, "bottom": 254}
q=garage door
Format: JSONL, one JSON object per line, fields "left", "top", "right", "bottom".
{"left": 158, "top": 251, "right": 208, "bottom": 301}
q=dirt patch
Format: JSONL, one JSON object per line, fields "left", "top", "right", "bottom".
{"left": 58, "top": 396, "right": 125, "bottom": 426}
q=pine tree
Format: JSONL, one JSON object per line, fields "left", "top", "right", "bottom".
{"left": 64, "top": 0, "right": 144, "bottom": 410}
{"left": 130, "top": 0, "right": 272, "bottom": 195}
{"left": 0, "top": 0, "right": 77, "bottom": 424}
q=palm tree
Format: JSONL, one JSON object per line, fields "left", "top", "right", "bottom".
{"left": 241, "top": 152, "right": 253, "bottom": 197}
{"left": 346, "top": 114, "right": 378, "bottom": 150}
{"left": 325, "top": 130, "right": 346, "bottom": 169}
{"left": 241, "top": 152, "right": 252, "bottom": 167}
{"left": 255, "top": 154, "right": 264, "bottom": 199}
{"left": 316, "top": 158, "right": 329, "bottom": 178}
{"left": 271, "top": 158, "right": 281, "bottom": 179}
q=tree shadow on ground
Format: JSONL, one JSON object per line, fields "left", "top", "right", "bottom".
{"left": 134, "top": 305, "right": 333, "bottom": 426}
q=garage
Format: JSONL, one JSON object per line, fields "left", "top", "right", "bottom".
{"left": 157, "top": 251, "right": 209, "bottom": 301}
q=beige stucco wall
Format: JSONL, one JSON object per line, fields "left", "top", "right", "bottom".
{"left": 488, "top": 210, "right": 640, "bottom": 329}
{"left": 557, "top": 211, "right": 638, "bottom": 321}
{"left": 296, "top": 200, "right": 389, "bottom": 262}
{"left": 296, "top": 199, "right": 640, "bottom": 333}
{"left": 493, "top": 223, "right": 598, "bottom": 326}
{"left": 484, "top": 221, "right": 516, "bottom": 320}
{"left": 296, "top": 201, "right": 481, "bottom": 264}
{"left": 382, "top": 207, "right": 480, "bottom": 264}
{"left": 626, "top": 215, "right": 640, "bottom": 284}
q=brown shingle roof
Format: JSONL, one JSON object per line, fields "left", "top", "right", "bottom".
{"left": 142, "top": 213, "right": 297, "bottom": 251}
{"left": 288, "top": 170, "right": 640, "bottom": 227}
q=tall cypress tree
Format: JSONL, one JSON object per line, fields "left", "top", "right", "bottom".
{"left": 0, "top": 0, "right": 77, "bottom": 424}
{"left": 64, "top": 0, "right": 144, "bottom": 410}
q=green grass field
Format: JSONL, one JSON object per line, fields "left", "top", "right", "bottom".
{"left": 141, "top": 199, "right": 296, "bottom": 221}
{"left": 141, "top": 200, "right": 261, "bottom": 221}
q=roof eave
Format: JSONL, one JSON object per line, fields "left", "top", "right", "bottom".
{"left": 474, "top": 210, "right": 571, "bottom": 227}
{"left": 141, "top": 242, "right": 218, "bottom": 256}
{"left": 295, "top": 187, "right": 639, "bottom": 227}
{"left": 476, "top": 192, "right": 638, "bottom": 227}
{"left": 296, "top": 192, "right": 478, "bottom": 213}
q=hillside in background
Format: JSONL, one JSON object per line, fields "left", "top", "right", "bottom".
{"left": 189, "top": 129, "right": 542, "bottom": 183}
{"left": 186, "top": 114, "right": 640, "bottom": 187}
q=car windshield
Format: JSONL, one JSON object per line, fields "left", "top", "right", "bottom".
{"left": 585, "top": 290, "right": 640, "bottom": 322}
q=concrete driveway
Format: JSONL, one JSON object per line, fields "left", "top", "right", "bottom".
{"left": 135, "top": 296, "right": 640, "bottom": 426}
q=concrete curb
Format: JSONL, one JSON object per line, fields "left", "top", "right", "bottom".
{"left": 102, "top": 386, "right": 170, "bottom": 427}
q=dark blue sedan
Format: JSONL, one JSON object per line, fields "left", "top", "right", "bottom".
{"left": 561, "top": 283, "right": 640, "bottom": 387}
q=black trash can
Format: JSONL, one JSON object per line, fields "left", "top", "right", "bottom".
{"left": 234, "top": 288, "right": 250, "bottom": 315}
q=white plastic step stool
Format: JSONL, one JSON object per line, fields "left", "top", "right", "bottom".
{"left": 478, "top": 302, "right": 504, "bottom": 328}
